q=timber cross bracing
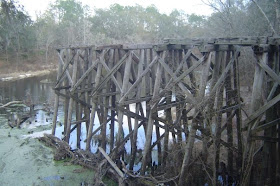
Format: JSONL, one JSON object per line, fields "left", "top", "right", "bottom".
{"left": 52, "top": 36, "right": 280, "bottom": 185}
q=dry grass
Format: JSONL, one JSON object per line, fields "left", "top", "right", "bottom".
{"left": 0, "top": 54, "right": 57, "bottom": 78}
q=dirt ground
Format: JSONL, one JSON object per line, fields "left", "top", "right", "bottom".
{"left": 0, "top": 55, "right": 57, "bottom": 81}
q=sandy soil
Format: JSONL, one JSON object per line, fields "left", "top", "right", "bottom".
{"left": 0, "top": 69, "right": 56, "bottom": 82}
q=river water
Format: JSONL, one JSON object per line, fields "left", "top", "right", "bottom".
{"left": 0, "top": 73, "right": 57, "bottom": 128}
{"left": 0, "top": 73, "right": 105, "bottom": 185}
{"left": 0, "top": 73, "right": 153, "bottom": 171}
{"left": 3, "top": 74, "right": 164, "bottom": 172}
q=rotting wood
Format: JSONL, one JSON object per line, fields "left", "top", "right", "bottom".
{"left": 51, "top": 38, "right": 280, "bottom": 186}
{"left": 99, "top": 147, "right": 125, "bottom": 178}
{"left": 141, "top": 52, "right": 165, "bottom": 174}
{"left": 52, "top": 60, "right": 62, "bottom": 135}
{"left": 0, "top": 101, "right": 23, "bottom": 109}
{"left": 86, "top": 61, "right": 103, "bottom": 151}
{"left": 55, "top": 49, "right": 74, "bottom": 87}
{"left": 129, "top": 49, "right": 145, "bottom": 170}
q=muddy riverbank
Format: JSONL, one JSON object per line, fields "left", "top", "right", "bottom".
{"left": 0, "top": 69, "right": 56, "bottom": 82}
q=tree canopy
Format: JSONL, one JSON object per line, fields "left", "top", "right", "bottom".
{"left": 0, "top": 0, "right": 279, "bottom": 64}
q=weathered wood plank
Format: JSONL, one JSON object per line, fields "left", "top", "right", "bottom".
{"left": 141, "top": 52, "right": 165, "bottom": 174}
{"left": 99, "top": 55, "right": 122, "bottom": 91}
{"left": 98, "top": 147, "right": 125, "bottom": 178}
{"left": 119, "top": 56, "right": 158, "bottom": 103}
{"left": 129, "top": 49, "right": 145, "bottom": 170}
{"left": 86, "top": 62, "right": 103, "bottom": 151}
{"left": 116, "top": 53, "right": 133, "bottom": 150}
{"left": 56, "top": 49, "right": 74, "bottom": 87}
{"left": 252, "top": 118, "right": 280, "bottom": 133}
{"left": 91, "top": 51, "right": 129, "bottom": 96}
{"left": 65, "top": 51, "right": 79, "bottom": 143}
{"left": 256, "top": 56, "right": 280, "bottom": 85}
{"left": 70, "top": 55, "right": 100, "bottom": 93}
{"left": 52, "top": 61, "right": 63, "bottom": 135}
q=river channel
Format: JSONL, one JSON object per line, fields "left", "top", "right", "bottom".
{"left": 0, "top": 72, "right": 152, "bottom": 175}
{"left": 0, "top": 73, "right": 110, "bottom": 185}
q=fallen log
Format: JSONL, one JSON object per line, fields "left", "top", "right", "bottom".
{"left": 99, "top": 147, "right": 125, "bottom": 186}
{"left": 0, "top": 101, "right": 24, "bottom": 109}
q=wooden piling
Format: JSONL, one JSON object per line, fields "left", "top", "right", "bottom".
{"left": 51, "top": 37, "right": 280, "bottom": 185}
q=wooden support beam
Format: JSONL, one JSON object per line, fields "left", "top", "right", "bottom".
{"left": 119, "top": 56, "right": 158, "bottom": 103}
{"left": 56, "top": 49, "right": 74, "bottom": 87}
{"left": 245, "top": 93, "right": 280, "bottom": 128}
{"left": 70, "top": 54, "right": 101, "bottom": 93}
{"left": 99, "top": 54, "right": 122, "bottom": 92}
{"left": 256, "top": 55, "right": 280, "bottom": 85}
{"left": 86, "top": 62, "right": 103, "bottom": 151}
{"left": 52, "top": 60, "right": 63, "bottom": 135}
{"left": 98, "top": 147, "right": 125, "bottom": 178}
{"left": 91, "top": 51, "right": 130, "bottom": 96}
{"left": 157, "top": 53, "right": 196, "bottom": 103}
{"left": 252, "top": 118, "right": 280, "bottom": 134}
{"left": 65, "top": 51, "right": 79, "bottom": 143}
{"left": 141, "top": 52, "right": 165, "bottom": 174}
{"left": 154, "top": 50, "right": 205, "bottom": 108}
{"left": 250, "top": 136, "right": 280, "bottom": 143}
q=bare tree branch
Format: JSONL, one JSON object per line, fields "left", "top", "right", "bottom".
{"left": 252, "top": 0, "right": 277, "bottom": 35}
{"left": 274, "top": 0, "right": 280, "bottom": 33}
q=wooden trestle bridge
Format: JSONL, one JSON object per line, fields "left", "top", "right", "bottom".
{"left": 52, "top": 37, "right": 280, "bottom": 185}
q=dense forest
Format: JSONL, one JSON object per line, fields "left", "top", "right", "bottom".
{"left": 0, "top": 0, "right": 279, "bottom": 71}
{"left": 1, "top": 0, "right": 280, "bottom": 185}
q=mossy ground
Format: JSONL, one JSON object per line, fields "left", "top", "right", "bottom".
{"left": 0, "top": 126, "right": 116, "bottom": 186}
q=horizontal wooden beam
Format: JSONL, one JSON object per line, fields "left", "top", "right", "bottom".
{"left": 246, "top": 93, "right": 280, "bottom": 128}
{"left": 250, "top": 136, "right": 280, "bottom": 143}
{"left": 56, "top": 37, "right": 280, "bottom": 51}
{"left": 252, "top": 118, "right": 280, "bottom": 134}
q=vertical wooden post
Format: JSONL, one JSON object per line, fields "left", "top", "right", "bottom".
{"left": 215, "top": 51, "right": 225, "bottom": 185}
{"left": 76, "top": 102, "right": 82, "bottom": 148}
{"left": 129, "top": 49, "right": 145, "bottom": 170}
{"left": 232, "top": 49, "right": 243, "bottom": 175}
{"left": 241, "top": 51, "right": 267, "bottom": 185}
{"left": 52, "top": 49, "right": 63, "bottom": 135}
{"left": 178, "top": 51, "right": 212, "bottom": 186}
{"left": 211, "top": 49, "right": 223, "bottom": 186}
{"left": 262, "top": 47, "right": 278, "bottom": 185}
{"left": 84, "top": 47, "right": 94, "bottom": 133}
{"left": 155, "top": 120, "right": 162, "bottom": 167}
{"left": 116, "top": 52, "right": 132, "bottom": 151}
{"left": 141, "top": 52, "right": 164, "bottom": 175}
{"left": 162, "top": 52, "right": 172, "bottom": 167}
{"left": 76, "top": 52, "right": 83, "bottom": 149}
{"left": 225, "top": 50, "right": 234, "bottom": 184}
{"left": 63, "top": 80, "right": 70, "bottom": 134}
{"left": 101, "top": 50, "right": 114, "bottom": 151}
{"left": 86, "top": 53, "right": 103, "bottom": 151}
{"left": 110, "top": 49, "right": 118, "bottom": 152}
{"left": 65, "top": 49, "right": 79, "bottom": 143}
{"left": 199, "top": 52, "right": 212, "bottom": 164}
{"left": 63, "top": 48, "right": 71, "bottom": 135}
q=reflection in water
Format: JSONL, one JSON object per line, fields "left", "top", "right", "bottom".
{"left": 0, "top": 73, "right": 57, "bottom": 127}
{"left": 0, "top": 73, "right": 172, "bottom": 171}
